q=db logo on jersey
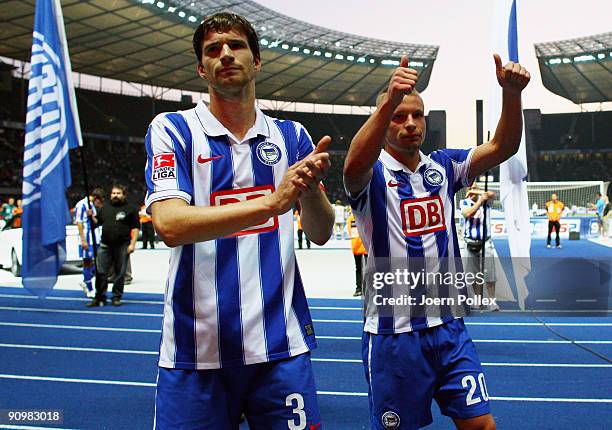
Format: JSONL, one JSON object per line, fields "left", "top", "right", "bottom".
{"left": 401, "top": 195, "right": 446, "bottom": 236}
{"left": 210, "top": 185, "right": 278, "bottom": 237}
{"left": 152, "top": 153, "right": 176, "bottom": 181}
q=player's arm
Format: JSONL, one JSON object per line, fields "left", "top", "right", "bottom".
{"left": 469, "top": 54, "right": 531, "bottom": 181}
{"left": 128, "top": 228, "right": 139, "bottom": 254}
{"left": 344, "top": 55, "right": 418, "bottom": 195}
{"left": 76, "top": 221, "right": 88, "bottom": 249}
{"left": 127, "top": 209, "right": 140, "bottom": 254}
{"left": 296, "top": 137, "right": 335, "bottom": 245}
{"left": 151, "top": 153, "right": 328, "bottom": 247}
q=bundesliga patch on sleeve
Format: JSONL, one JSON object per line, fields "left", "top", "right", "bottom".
{"left": 152, "top": 153, "right": 176, "bottom": 181}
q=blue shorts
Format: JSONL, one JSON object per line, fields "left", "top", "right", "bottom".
{"left": 78, "top": 244, "right": 95, "bottom": 260}
{"left": 363, "top": 319, "right": 490, "bottom": 429}
{"left": 154, "top": 352, "right": 322, "bottom": 430}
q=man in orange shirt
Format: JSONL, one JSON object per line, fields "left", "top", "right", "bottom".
{"left": 11, "top": 199, "right": 23, "bottom": 229}
{"left": 546, "top": 193, "right": 564, "bottom": 248}
{"left": 294, "top": 208, "right": 311, "bottom": 249}
{"left": 347, "top": 209, "right": 367, "bottom": 296}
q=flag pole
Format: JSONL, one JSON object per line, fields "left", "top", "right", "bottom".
{"left": 482, "top": 131, "right": 490, "bottom": 264}
{"left": 78, "top": 146, "right": 97, "bottom": 262}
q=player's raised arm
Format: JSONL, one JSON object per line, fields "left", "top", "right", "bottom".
{"left": 343, "top": 55, "right": 418, "bottom": 195}
{"left": 469, "top": 53, "right": 531, "bottom": 181}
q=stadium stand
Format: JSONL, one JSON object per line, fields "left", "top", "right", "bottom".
{"left": 0, "top": 78, "right": 448, "bottom": 205}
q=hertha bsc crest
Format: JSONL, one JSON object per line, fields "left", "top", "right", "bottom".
{"left": 381, "top": 411, "right": 400, "bottom": 428}
{"left": 423, "top": 168, "right": 444, "bottom": 186}
{"left": 256, "top": 141, "right": 281, "bottom": 165}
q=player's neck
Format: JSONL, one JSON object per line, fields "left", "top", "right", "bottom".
{"left": 385, "top": 145, "right": 421, "bottom": 172}
{"left": 208, "top": 85, "right": 256, "bottom": 141}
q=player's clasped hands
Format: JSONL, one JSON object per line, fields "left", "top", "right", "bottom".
{"left": 270, "top": 136, "right": 332, "bottom": 213}
{"left": 493, "top": 53, "right": 531, "bottom": 93}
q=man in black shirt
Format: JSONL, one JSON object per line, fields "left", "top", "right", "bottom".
{"left": 87, "top": 184, "right": 139, "bottom": 307}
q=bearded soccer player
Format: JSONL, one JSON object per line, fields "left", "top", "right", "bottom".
{"left": 343, "top": 55, "right": 530, "bottom": 429}
{"left": 145, "top": 12, "right": 334, "bottom": 430}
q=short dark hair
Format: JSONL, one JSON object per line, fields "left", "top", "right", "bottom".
{"left": 192, "top": 12, "right": 260, "bottom": 64}
{"left": 112, "top": 184, "right": 127, "bottom": 195}
{"left": 91, "top": 187, "right": 105, "bottom": 201}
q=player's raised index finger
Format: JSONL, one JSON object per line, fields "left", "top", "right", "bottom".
{"left": 493, "top": 53, "right": 503, "bottom": 72}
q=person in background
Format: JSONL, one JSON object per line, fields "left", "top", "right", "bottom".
{"left": 602, "top": 196, "right": 611, "bottom": 239}
{"left": 333, "top": 199, "right": 346, "bottom": 239}
{"left": 346, "top": 207, "right": 367, "bottom": 297}
{"left": 139, "top": 203, "right": 155, "bottom": 249}
{"left": 1, "top": 197, "right": 15, "bottom": 230}
{"left": 75, "top": 188, "right": 105, "bottom": 297}
{"left": 87, "top": 184, "right": 139, "bottom": 307}
{"left": 461, "top": 184, "right": 498, "bottom": 311}
{"left": 295, "top": 207, "right": 311, "bottom": 250}
{"left": 545, "top": 193, "right": 564, "bottom": 248}
{"left": 10, "top": 199, "right": 22, "bottom": 229}
{"left": 589, "top": 192, "right": 606, "bottom": 237}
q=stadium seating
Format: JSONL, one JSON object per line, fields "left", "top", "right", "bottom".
{"left": 1, "top": 78, "right": 610, "bottom": 206}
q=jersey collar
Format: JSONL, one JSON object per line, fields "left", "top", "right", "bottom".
{"left": 380, "top": 149, "right": 433, "bottom": 174}
{"left": 195, "top": 100, "right": 270, "bottom": 143}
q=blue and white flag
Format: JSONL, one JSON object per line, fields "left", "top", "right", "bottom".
{"left": 489, "top": 0, "right": 531, "bottom": 308}
{"left": 22, "top": 0, "right": 82, "bottom": 298}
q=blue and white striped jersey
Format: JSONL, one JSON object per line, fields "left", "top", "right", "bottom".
{"left": 347, "top": 148, "right": 474, "bottom": 334}
{"left": 460, "top": 198, "right": 491, "bottom": 241}
{"left": 74, "top": 197, "right": 101, "bottom": 245}
{"left": 144, "top": 101, "right": 316, "bottom": 369}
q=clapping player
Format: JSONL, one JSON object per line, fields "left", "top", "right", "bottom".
{"left": 145, "top": 13, "right": 334, "bottom": 429}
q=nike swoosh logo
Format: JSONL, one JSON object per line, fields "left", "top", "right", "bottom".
{"left": 387, "top": 180, "right": 401, "bottom": 187}
{"left": 197, "top": 155, "right": 223, "bottom": 164}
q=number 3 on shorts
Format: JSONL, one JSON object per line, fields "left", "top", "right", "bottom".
{"left": 462, "top": 373, "right": 490, "bottom": 406}
{"left": 286, "top": 393, "right": 306, "bottom": 430}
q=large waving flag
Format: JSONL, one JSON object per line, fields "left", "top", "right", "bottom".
{"left": 22, "top": 0, "right": 82, "bottom": 298}
{"left": 489, "top": 0, "right": 531, "bottom": 308}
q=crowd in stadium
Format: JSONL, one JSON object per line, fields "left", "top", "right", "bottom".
{"left": 535, "top": 151, "right": 612, "bottom": 182}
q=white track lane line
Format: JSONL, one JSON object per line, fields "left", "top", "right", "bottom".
{"left": 4, "top": 307, "right": 612, "bottom": 326}
{"left": 0, "top": 374, "right": 611, "bottom": 403}
{"left": 0, "top": 322, "right": 160, "bottom": 333}
{"left": 0, "top": 294, "right": 363, "bottom": 310}
{"left": 0, "top": 343, "right": 610, "bottom": 367}
{"left": 2, "top": 322, "right": 612, "bottom": 345}
{"left": 2, "top": 295, "right": 610, "bottom": 313}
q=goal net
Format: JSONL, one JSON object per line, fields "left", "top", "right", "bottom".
{"left": 455, "top": 181, "right": 609, "bottom": 216}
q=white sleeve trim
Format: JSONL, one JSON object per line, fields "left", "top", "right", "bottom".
{"left": 145, "top": 190, "right": 192, "bottom": 214}
{"left": 451, "top": 148, "right": 475, "bottom": 188}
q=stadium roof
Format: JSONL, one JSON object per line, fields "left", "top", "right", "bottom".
{"left": 0, "top": 0, "right": 439, "bottom": 106}
{"left": 535, "top": 32, "right": 612, "bottom": 104}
